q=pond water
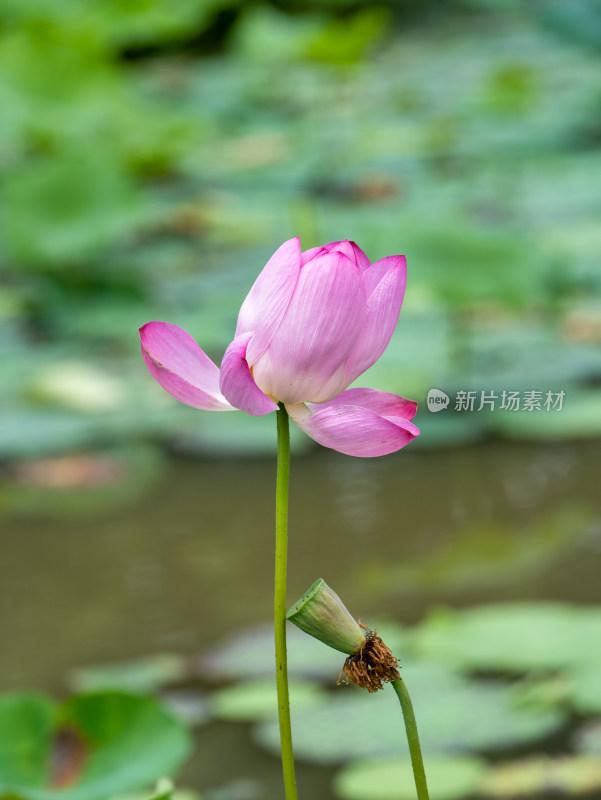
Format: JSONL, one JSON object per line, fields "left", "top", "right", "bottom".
{"left": 1, "top": 439, "right": 600, "bottom": 798}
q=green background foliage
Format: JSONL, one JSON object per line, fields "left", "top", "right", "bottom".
{"left": 1, "top": 0, "right": 601, "bottom": 457}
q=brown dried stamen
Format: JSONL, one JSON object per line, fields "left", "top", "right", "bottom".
{"left": 337, "top": 625, "right": 400, "bottom": 693}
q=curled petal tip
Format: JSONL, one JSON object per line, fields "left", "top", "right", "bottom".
{"left": 288, "top": 390, "right": 419, "bottom": 458}
{"left": 140, "top": 321, "right": 233, "bottom": 411}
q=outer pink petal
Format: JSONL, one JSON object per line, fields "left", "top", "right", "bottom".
{"left": 251, "top": 251, "right": 366, "bottom": 404}
{"left": 235, "top": 237, "right": 301, "bottom": 365}
{"left": 287, "top": 398, "right": 419, "bottom": 457}
{"left": 308, "top": 387, "right": 417, "bottom": 421}
{"left": 344, "top": 255, "right": 407, "bottom": 384}
{"left": 220, "top": 332, "right": 278, "bottom": 417}
{"left": 140, "top": 322, "right": 233, "bottom": 411}
{"left": 325, "top": 240, "right": 370, "bottom": 271}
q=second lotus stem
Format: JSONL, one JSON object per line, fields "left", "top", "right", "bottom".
{"left": 392, "top": 677, "right": 430, "bottom": 800}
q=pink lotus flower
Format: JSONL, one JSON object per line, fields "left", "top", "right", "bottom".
{"left": 140, "top": 238, "right": 419, "bottom": 457}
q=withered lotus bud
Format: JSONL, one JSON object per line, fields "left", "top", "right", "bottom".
{"left": 286, "top": 578, "right": 366, "bottom": 655}
{"left": 287, "top": 578, "right": 400, "bottom": 692}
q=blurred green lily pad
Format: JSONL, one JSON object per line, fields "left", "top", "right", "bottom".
{"left": 161, "top": 691, "right": 211, "bottom": 729}
{"left": 69, "top": 654, "right": 188, "bottom": 695}
{"left": 406, "top": 222, "right": 543, "bottom": 310}
{"left": 210, "top": 678, "right": 325, "bottom": 722}
{"left": 0, "top": 691, "right": 191, "bottom": 800}
{"left": 254, "top": 662, "right": 565, "bottom": 762}
{"left": 334, "top": 755, "right": 487, "bottom": 800}
{"left": 0, "top": 412, "right": 104, "bottom": 460}
{"left": 200, "top": 624, "right": 346, "bottom": 682}
{"left": 479, "top": 756, "right": 601, "bottom": 797}
{"left": 28, "top": 363, "right": 126, "bottom": 413}
{"left": 2, "top": 151, "right": 146, "bottom": 267}
{"left": 412, "top": 603, "right": 601, "bottom": 673}
{"left": 488, "top": 391, "right": 601, "bottom": 440}
{"left": 0, "top": 693, "right": 55, "bottom": 789}
{"left": 566, "top": 664, "right": 601, "bottom": 714}
{"left": 173, "top": 412, "right": 310, "bottom": 458}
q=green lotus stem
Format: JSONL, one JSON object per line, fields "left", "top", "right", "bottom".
{"left": 392, "top": 678, "right": 429, "bottom": 800}
{"left": 274, "top": 404, "right": 298, "bottom": 800}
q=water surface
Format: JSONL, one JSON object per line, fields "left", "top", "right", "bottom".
{"left": 1, "top": 440, "right": 600, "bottom": 798}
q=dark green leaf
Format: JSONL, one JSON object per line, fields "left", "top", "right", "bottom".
{"left": 0, "top": 692, "right": 191, "bottom": 800}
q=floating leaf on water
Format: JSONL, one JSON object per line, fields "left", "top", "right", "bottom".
{"left": 488, "top": 391, "right": 601, "bottom": 440}
{"left": 481, "top": 63, "right": 538, "bottom": 115}
{"left": 28, "top": 363, "right": 125, "bottom": 413}
{"left": 509, "top": 676, "right": 570, "bottom": 715}
{"left": 0, "top": 692, "right": 56, "bottom": 787}
{"left": 0, "top": 691, "right": 192, "bottom": 800}
{"left": 210, "top": 679, "right": 325, "bottom": 722}
{"left": 306, "top": 8, "right": 389, "bottom": 67}
{"left": 479, "top": 755, "right": 601, "bottom": 797}
{"left": 171, "top": 412, "right": 310, "bottom": 458}
{"left": 412, "top": 603, "right": 601, "bottom": 673}
{"left": 0, "top": 412, "right": 102, "bottom": 460}
{"left": 69, "top": 654, "right": 188, "bottom": 695}
{"left": 2, "top": 150, "right": 146, "bottom": 267}
{"left": 566, "top": 664, "right": 601, "bottom": 714}
{"left": 199, "top": 624, "right": 345, "bottom": 683}
{"left": 537, "top": 0, "right": 601, "bottom": 50}
{"left": 231, "top": 6, "right": 322, "bottom": 63}
{"left": 366, "top": 621, "right": 411, "bottom": 658}
{"left": 405, "top": 222, "right": 543, "bottom": 310}
{"left": 334, "top": 755, "right": 487, "bottom": 800}
{"left": 254, "top": 663, "right": 565, "bottom": 763}
{"left": 161, "top": 691, "right": 211, "bottom": 729}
